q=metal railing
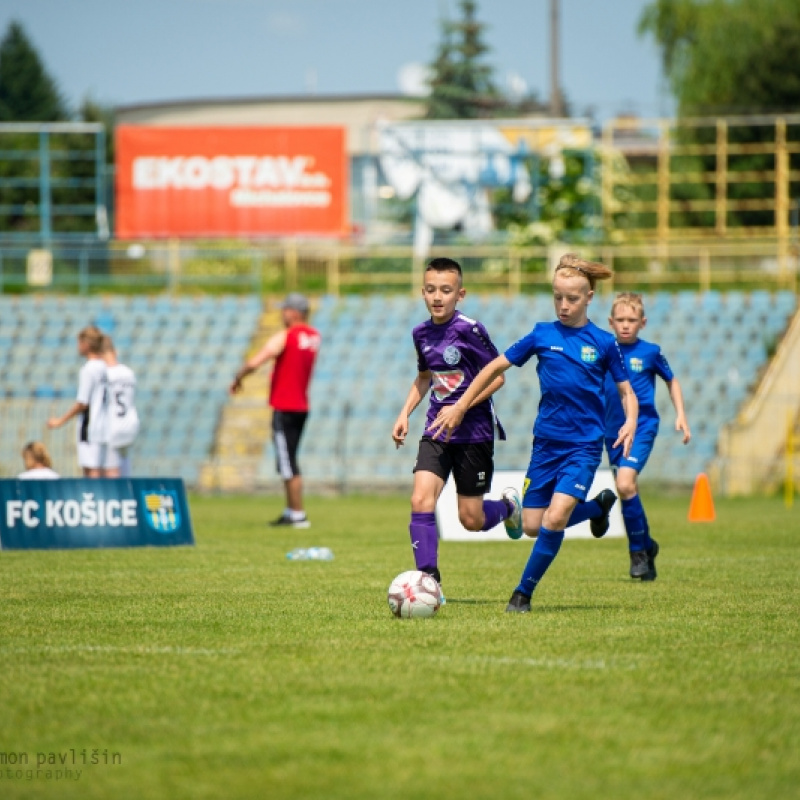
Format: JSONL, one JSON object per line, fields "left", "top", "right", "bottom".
{"left": 0, "top": 123, "right": 109, "bottom": 245}
{"left": 602, "top": 114, "right": 800, "bottom": 254}
{"left": 0, "top": 238, "right": 798, "bottom": 296}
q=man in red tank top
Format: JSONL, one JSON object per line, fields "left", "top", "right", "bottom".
{"left": 230, "top": 293, "right": 321, "bottom": 527}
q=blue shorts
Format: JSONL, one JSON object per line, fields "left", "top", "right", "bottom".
{"left": 522, "top": 438, "right": 604, "bottom": 508}
{"left": 605, "top": 425, "right": 658, "bottom": 473}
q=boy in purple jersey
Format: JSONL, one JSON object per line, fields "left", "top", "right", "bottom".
{"left": 604, "top": 293, "right": 691, "bottom": 581}
{"left": 391, "top": 258, "right": 523, "bottom": 588}
{"left": 430, "top": 254, "right": 638, "bottom": 613}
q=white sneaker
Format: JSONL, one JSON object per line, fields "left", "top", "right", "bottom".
{"left": 269, "top": 514, "right": 310, "bottom": 529}
{"left": 501, "top": 488, "right": 523, "bottom": 540}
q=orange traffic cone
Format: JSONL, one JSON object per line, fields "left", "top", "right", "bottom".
{"left": 688, "top": 473, "right": 716, "bottom": 522}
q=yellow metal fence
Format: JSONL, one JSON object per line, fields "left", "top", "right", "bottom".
{"left": 602, "top": 114, "right": 800, "bottom": 255}
{"left": 0, "top": 240, "right": 795, "bottom": 296}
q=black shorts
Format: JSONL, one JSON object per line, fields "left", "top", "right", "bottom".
{"left": 413, "top": 436, "right": 494, "bottom": 497}
{"left": 272, "top": 410, "right": 308, "bottom": 479}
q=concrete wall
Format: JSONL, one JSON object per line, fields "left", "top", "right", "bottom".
{"left": 115, "top": 94, "right": 426, "bottom": 155}
{"left": 716, "top": 307, "right": 800, "bottom": 495}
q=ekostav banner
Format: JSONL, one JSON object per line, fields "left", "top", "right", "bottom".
{"left": 0, "top": 479, "right": 195, "bottom": 550}
{"left": 115, "top": 125, "right": 348, "bottom": 237}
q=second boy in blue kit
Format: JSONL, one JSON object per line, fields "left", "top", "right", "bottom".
{"left": 604, "top": 292, "right": 691, "bottom": 581}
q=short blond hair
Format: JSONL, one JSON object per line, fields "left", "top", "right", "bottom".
{"left": 554, "top": 253, "right": 613, "bottom": 290}
{"left": 78, "top": 325, "right": 104, "bottom": 355}
{"left": 22, "top": 441, "right": 52, "bottom": 469}
{"left": 611, "top": 292, "right": 645, "bottom": 318}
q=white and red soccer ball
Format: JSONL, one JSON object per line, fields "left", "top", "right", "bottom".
{"left": 387, "top": 570, "right": 443, "bottom": 618}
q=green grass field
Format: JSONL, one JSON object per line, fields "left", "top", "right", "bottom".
{"left": 1, "top": 493, "right": 798, "bottom": 800}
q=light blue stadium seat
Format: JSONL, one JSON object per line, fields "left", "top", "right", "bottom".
{"left": 675, "top": 292, "right": 699, "bottom": 313}
{"left": 749, "top": 290, "right": 771, "bottom": 312}
{"left": 700, "top": 291, "right": 723, "bottom": 314}
{"left": 725, "top": 292, "right": 747, "bottom": 314}
{"left": 775, "top": 291, "right": 797, "bottom": 315}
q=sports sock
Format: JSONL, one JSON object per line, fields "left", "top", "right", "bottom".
{"left": 566, "top": 499, "right": 601, "bottom": 527}
{"left": 287, "top": 509, "right": 306, "bottom": 522}
{"left": 642, "top": 506, "right": 653, "bottom": 550}
{"left": 409, "top": 512, "right": 438, "bottom": 571}
{"left": 621, "top": 495, "right": 649, "bottom": 552}
{"left": 514, "top": 526, "right": 565, "bottom": 597}
{"left": 480, "top": 498, "right": 510, "bottom": 531}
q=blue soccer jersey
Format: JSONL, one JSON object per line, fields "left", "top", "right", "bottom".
{"left": 505, "top": 320, "right": 629, "bottom": 443}
{"left": 604, "top": 338, "right": 674, "bottom": 438}
{"left": 413, "top": 311, "right": 502, "bottom": 444}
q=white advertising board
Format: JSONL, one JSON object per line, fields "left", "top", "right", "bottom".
{"left": 436, "top": 469, "right": 625, "bottom": 541}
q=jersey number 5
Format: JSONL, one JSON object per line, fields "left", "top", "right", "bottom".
{"left": 115, "top": 391, "right": 127, "bottom": 417}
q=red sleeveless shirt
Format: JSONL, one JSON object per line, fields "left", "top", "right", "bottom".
{"left": 269, "top": 324, "right": 321, "bottom": 412}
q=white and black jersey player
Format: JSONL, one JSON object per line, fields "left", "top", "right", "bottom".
{"left": 102, "top": 336, "right": 139, "bottom": 478}
{"left": 47, "top": 325, "right": 109, "bottom": 477}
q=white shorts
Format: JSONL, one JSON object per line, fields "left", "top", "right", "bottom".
{"left": 77, "top": 442, "right": 107, "bottom": 470}
{"left": 104, "top": 445, "right": 132, "bottom": 476}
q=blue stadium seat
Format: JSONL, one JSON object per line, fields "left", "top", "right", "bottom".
{"left": 700, "top": 291, "right": 723, "bottom": 315}
{"left": 775, "top": 291, "right": 797, "bottom": 315}
{"left": 749, "top": 290, "right": 771, "bottom": 312}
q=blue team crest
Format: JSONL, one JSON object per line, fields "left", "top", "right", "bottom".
{"left": 443, "top": 345, "right": 462, "bottom": 366}
{"left": 141, "top": 490, "right": 181, "bottom": 534}
{"left": 580, "top": 346, "right": 598, "bottom": 363}
{"left": 629, "top": 357, "right": 644, "bottom": 373}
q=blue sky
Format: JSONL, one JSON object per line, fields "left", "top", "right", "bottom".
{"left": 3, "top": 0, "right": 671, "bottom": 119}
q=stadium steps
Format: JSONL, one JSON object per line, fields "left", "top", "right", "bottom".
{"left": 198, "top": 303, "right": 282, "bottom": 491}
{"left": 714, "top": 303, "right": 800, "bottom": 495}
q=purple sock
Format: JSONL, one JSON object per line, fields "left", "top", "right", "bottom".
{"left": 481, "top": 498, "right": 510, "bottom": 531}
{"left": 409, "top": 512, "right": 438, "bottom": 570}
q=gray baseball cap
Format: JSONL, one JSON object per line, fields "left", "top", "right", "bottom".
{"left": 281, "top": 292, "right": 309, "bottom": 313}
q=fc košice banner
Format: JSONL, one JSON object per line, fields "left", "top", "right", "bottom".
{"left": 0, "top": 478, "right": 195, "bottom": 550}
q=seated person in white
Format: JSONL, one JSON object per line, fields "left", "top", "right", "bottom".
{"left": 18, "top": 441, "right": 60, "bottom": 480}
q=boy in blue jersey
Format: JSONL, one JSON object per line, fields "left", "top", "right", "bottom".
{"left": 392, "top": 258, "right": 523, "bottom": 588}
{"left": 605, "top": 292, "right": 691, "bottom": 581}
{"left": 430, "top": 254, "right": 639, "bottom": 613}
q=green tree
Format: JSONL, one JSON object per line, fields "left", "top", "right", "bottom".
{"left": 80, "top": 96, "right": 115, "bottom": 164}
{"left": 639, "top": 0, "right": 800, "bottom": 115}
{"left": 425, "top": 0, "right": 499, "bottom": 119}
{"left": 0, "top": 21, "right": 68, "bottom": 121}
{"left": 639, "top": 0, "right": 800, "bottom": 231}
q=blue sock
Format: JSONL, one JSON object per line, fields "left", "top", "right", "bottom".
{"left": 642, "top": 506, "right": 653, "bottom": 549}
{"left": 621, "top": 495, "right": 649, "bottom": 552}
{"left": 480, "top": 498, "right": 510, "bottom": 531}
{"left": 567, "top": 499, "right": 601, "bottom": 527}
{"left": 515, "top": 526, "right": 565, "bottom": 597}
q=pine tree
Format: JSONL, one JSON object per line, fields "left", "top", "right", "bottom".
{"left": 80, "top": 96, "right": 115, "bottom": 163}
{"left": 425, "top": 0, "right": 499, "bottom": 119}
{"left": 0, "top": 21, "right": 68, "bottom": 122}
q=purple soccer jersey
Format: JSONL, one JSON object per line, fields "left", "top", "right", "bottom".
{"left": 413, "top": 311, "right": 502, "bottom": 444}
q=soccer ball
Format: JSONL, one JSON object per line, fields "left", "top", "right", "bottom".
{"left": 387, "top": 570, "right": 443, "bottom": 618}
